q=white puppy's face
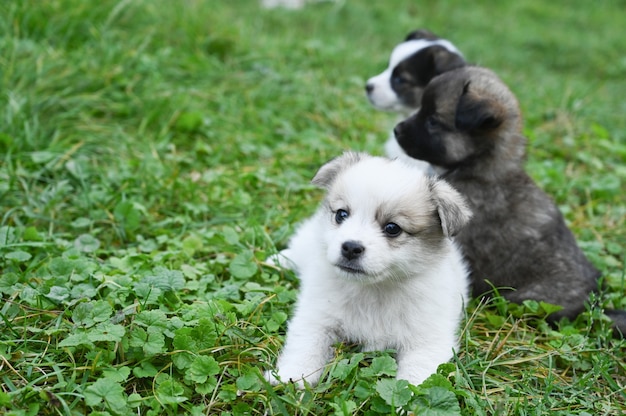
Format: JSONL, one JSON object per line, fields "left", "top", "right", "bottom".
{"left": 365, "top": 38, "right": 464, "bottom": 113}
{"left": 313, "top": 153, "right": 471, "bottom": 284}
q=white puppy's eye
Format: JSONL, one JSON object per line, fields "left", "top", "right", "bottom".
{"left": 383, "top": 222, "right": 402, "bottom": 237}
{"left": 335, "top": 209, "right": 349, "bottom": 224}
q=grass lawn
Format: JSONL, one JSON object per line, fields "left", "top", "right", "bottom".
{"left": 1, "top": 0, "right": 624, "bottom": 414}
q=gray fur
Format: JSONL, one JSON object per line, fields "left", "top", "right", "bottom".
{"left": 428, "top": 178, "right": 472, "bottom": 238}
{"left": 394, "top": 66, "right": 623, "bottom": 332}
{"left": 311, "top": 152, "right": 364, "bottom": 189}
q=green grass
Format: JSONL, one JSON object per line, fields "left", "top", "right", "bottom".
{"left": 0, "top": 0, "right": 624, "bottom": 414}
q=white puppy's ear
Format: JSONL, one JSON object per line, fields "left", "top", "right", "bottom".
{"left": 428, "top": 178, "right": 472, "bottom": 237}
{"left": 311, "top": 152, "right": 367, "bottom": 189}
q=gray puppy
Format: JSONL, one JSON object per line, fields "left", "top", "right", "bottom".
{"left": 394, "top": 66, "right": 625, "bottom": 332}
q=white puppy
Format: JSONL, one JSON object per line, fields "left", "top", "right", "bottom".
{"left": 266, "top": 152, "right": 471, "bottom": 387}
{"left": 365, "top": 30, "right": 465, "bottom": 170}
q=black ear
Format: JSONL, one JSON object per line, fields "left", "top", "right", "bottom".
{"left": 405, "top": 29, "right": 438, "bottom": 41}
{"left": 311, "top": 152, "right": 366, "bottom": 189}
{"left": 430, "top": 47, "right": 466, "bottom": 76}
{"left": 408, "top": 46, "right": 466, "bottom": 86}
{"left": 455, "top": 82, "right": 503, "bottom": 132}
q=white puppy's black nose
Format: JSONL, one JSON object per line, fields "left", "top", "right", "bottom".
{"left": 342, "top": 241, "right": 365, "bottom": 260}
{"left": 365, "top": 83, "right": 374, "bottom": 94}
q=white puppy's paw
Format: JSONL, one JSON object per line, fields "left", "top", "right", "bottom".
{"left": 396, "top": 358, "right": 439, "bottom": 387}
{"left": 264, "top": 368, "right": 310, "bottom": 389}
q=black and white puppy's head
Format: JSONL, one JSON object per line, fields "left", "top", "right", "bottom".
{"left": 311, "top": 152, "right": 471, "bottom": 283}
{"left": 365, "top": 29, "right": 466, "bottom": 114}
{"left": 394, "top": 66, "right": 523, "bottom": 172}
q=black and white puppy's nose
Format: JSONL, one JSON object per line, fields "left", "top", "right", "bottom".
{"left": 342, "top": 241, "right": 365, "bottom": 260}
{"left": 365, "top": 83, "right": 374, "bottom": 94}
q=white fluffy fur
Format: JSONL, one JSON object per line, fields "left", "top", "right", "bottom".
{"left": 266, "top": 153, "right": 470, "bottom": 387}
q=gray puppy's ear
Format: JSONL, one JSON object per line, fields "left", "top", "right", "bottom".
{"left": 311, "top": 152, "right": 366, "bottom": 189}
{"left": 428, "top": 178, "right": 472, "bottom": 237}
{"left": 455, "top": 82, "right": 504, "bottom": 132}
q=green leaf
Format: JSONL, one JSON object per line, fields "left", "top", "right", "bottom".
{"left": 91, "top": 301, "right": 114, "bottom": 322}
{"left": 133, "top": 362, "right": 158, "bottom": 378}
{"left": 485, "top": 312, "right": 506, "bottom": 328}
{"left": 376, "top": 378, "right": 412, "bottom": 407}
{"left": 362, "top": 355, "right": 397, "bottom": 377}
{"left": 217, "top": 383, "right": 238, "bottom": 402}
{"left": 114, "top": 200, "right": 142, "bottom": 233}
{"left": 46, "top": 286, "right": 70, "bottom": 303}
{"left": 59, "top": 331, "right": 94, "bottom": 348}
{"left": 606, "top": 241, "right": 622, "bottom": 255}
{"left": 4, "top": 250, "right": 32, "bottom": 262}
{"left": 187, "top": 355, "right": 220, "bottom": 383}
{"left": 0, "top": 273, "right": 20, "bottom": 294}
{"left": 172, "top": 318, "right": 217, "bottom": 369}
{"left": 132, "top": 310, "right": 170, "bottom": 352}
{"left": 130, "top": 327, "right": 153, "bottom": 355}
{"left": 182, "top": 233, "right": 204, "bottom": 256}
{"left": 330, "top": 352, "right": 364, "bottom": 381}
{"left": 30, "top": 151, "right": 56, "bottom": 164}
{"left": 229, "top": 250, "right": 257, "bottom": 279}
{"left": 173, "top": 318, "right": 217, "bottom": 350}
{"left": 72, "top": 303, "right": 95, "bottom": 328}
{"left": 58, "top": 255, "right": 97, "bottom": 281}
{"left": 354, "top": 379, "right": 375, "bottom": 399}
{"left": 156, "top": 378, "right": 188, "bottom": 405}
{"left": 23, "top": 226, "right": 43, "bottom": 241}
{"left": 74, "top": 234, "right": 101, "bottom": 252}
{"left": 330, "top": 397, "right": 357, "bottom": 416}
{"left": 172, "top": 350, "right": 195, "bottom": 370}
{"left": 102, "top": 366, "right": 131, "bottom": 382}
{"left": 132, "top": 281, "right": 162, "bottom": 304}
{"left": 127, "top": 393, "right": 143, "bottom": 408}
{"left": 0, "top": 391, "right": 11, "bottom": 406}
{"left": 144, "top": 330, "right": 166, "bottom": 355}
{"left": 134, "top": 309, "right": 168, "bottom": 328}
{"left": 414, "top": 386, "right": 461, "bottom": 416}
{"left": 70, "top": 217, "right": 93, "bottom": 229}
{"left": 84, "top": 378, "right": 127, "bottom": 414}
{"left": 539, "top": 301, "right": 564, "bottom": 316}
{"left": 141, "top": 267, "right": 185, "bottom": 292}
{"left": 420, "top": 373, "right": 454, "bottom": 390}
{"left": 436, "top": 363, "right": 457, "bottom": 378}
{"left": 236, "top": 371, "right": 260, "bottom": 391}
{"left": 0, "top": 226, "right": 17, "bottom": 245}
{"left": 522, "top": 299, "right": 540, "bottom": 314}
{"left": 72, "top": 300, "right": 113, "bottom": 328}
{"left": 195, "top": 380, "right": 218, "bottom": 395}
{"left": 221, "top": 226, "right": 240, "bottom": 245}
{"left": 87, "top": 322, "right": 125, "bottom": 342}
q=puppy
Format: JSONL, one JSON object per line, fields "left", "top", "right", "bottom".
{"left": 394, "top": 66, "right": 625, "bottom": 332}
{"left": 266, "top": 152, "right": 471, "bottom": 387}
{"left": 365, "top": 30, "right": 466, "bottom": 168}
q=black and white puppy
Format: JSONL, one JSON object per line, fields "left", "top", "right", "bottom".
{"left": 394, "top": 66, "right": 626, "bottom": 333}
{"left": 366, "top": 29, "right": 466, "bottom": 168}
{"left": 266, "top": 152, "right": 471, "bottom": 386}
